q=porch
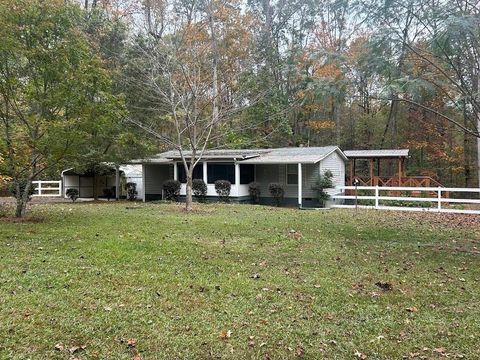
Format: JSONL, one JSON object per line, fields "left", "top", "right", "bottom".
{"left": 143, "top": 162, "right": 323, "bottom": 207}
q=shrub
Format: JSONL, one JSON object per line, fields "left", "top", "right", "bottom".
{"left": 8, "top": 179, "right": 35, "bottom": 200}
{"left": 126, "top": 182, "right": 137, "bottom": 201}
{"left": 248, "top": 182, "right": 261, "bottom": 203}
{"left": 103, "top": 187, "right": 114, "bottom": 201}
{"left": 192, "top": 179, "right": 207, "bottom": 202}
{"left": 163, "top": 179, "right": 181, "bottom": 201}
{"left": 214, "top": 180, "right": 231, "bottom": 202}
{"left": 268, "top": 183, "right": 285, "bottom": 206}
{"left": 66, "top": 188, "right": 79, "bottom": 202}
{"left": 312, "top": 170, "right": 334, "bottom": 207}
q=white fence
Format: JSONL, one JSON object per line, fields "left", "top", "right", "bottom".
{"left": 332, "top": 186, "right": 480, "bottom": 215}
{"left": 32, "top": 181, "right": 62, "bottom": 197}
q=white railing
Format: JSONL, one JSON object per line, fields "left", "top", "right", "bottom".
{"left": 32, "top": 180, "right": 62, "bottom": 197}
{"left": 332, "top": 186, "right": 480, "bottom": 215}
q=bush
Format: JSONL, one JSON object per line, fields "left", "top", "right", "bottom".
{"left": 268, "top": 183, "right": 285, "bottom": 206}
{"left": 192, "top": 179, "right": 207, "bottom": 202}
{"left": 66, "top": 188, "right": 79, "bottom": 202}
{"left": 126, "top": 182, "right": 137, "bottom": 201}
{"left": 214, "top": 180, "right": 231, "bottom": 202}
{"left": 8, "top": 179, "right": 35, "bottom": 200}
{"left": 163, "top": 179, "right": 181, "bottom": 201}
{"left": 248, "top": 182, "right": 261, "bottom": 203}
{"left": 312, "top": 170, "right": 334, "bottom": 207}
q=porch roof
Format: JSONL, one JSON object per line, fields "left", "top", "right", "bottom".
{"left": 137, "top": 146, "right": 346, "bottom": 164}
{"left": 343, "top": 149, "right": 409, "bottom": 159}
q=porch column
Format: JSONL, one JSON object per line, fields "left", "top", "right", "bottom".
{"left": 203, "top": 161, "right": 208, "bottom": 184}
{"left": 298, "top": 163, "right": 302, "bottom": 208}
{"left": 173, "top": 162, "right": 178, "bottom": 181}
{"left": 115, "top": 164, "right": 120, "bottom": 201}
{"left": 235, "top": 162, "right": 240, "bottom": 197}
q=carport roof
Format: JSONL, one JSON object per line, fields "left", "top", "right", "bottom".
{"left": 343, "top": 149, "right": 409, "bottom": 158}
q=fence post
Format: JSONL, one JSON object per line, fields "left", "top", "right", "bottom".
{"left": 437, "top": 187, "right": 442, "bottom": 212}
{"left": 38, "top": 181, "right": 42, "bottom": 196}
{"left": 375, "top": 186, "right": 379, "bottom": 209}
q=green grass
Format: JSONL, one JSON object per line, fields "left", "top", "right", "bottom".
{"left": 0, "top": 202, "right": 479, "bottom": 359}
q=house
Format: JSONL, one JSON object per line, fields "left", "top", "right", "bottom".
{"left": 138, "top": 146, "right": 347, "bottom": 207}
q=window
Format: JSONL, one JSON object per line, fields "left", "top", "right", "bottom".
{"left": 177, "top": 163, "right": 203, "bottom": 183}
{"left": 240, "top": 164, "right": 255, "bottom": 184}
{"left": 286, "top": 164, "right": 298, "bottom": 185}
{"left": 207, "top": 163, "right": 235, "bottom": 184}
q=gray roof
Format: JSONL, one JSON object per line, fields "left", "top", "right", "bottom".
{"left": 343, "top": 149, "right": 409, "bottom": 158}
{"left": 239, "top": 146, "right": 345, "bottom": 164}
{"left": 138, "top": 146, "right": 346, "bottom": 164}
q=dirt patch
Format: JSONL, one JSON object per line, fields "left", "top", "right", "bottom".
{"left": 0, "top": 216, "right": 45, "bottom": 224}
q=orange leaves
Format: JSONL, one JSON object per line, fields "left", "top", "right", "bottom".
{"left": 219, "top": 329, "right": 232, "bottom": 339}
{"left": 307, "top": 120, "right": 336, "bottom": 131}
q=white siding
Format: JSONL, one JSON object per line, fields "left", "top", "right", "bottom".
{"left": 319, "top": 150, "right": 346, "bottom": 195}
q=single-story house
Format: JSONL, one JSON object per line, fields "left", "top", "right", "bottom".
{"left": 138, "top": 146, "right": 347, "bottom": 207}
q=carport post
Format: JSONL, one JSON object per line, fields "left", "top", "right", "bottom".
{"left": 115, "top": 164, "right": 120, "bottom": 201}
{"left": 298, "top": 163, "right": 302, "bottom": 208}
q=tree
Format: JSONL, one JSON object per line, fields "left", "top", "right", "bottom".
{"left": 125, "top": 0, "right": 255, "bottom": 211}
{"left": 0, "top": 0, "right": 126, "bottom": 217}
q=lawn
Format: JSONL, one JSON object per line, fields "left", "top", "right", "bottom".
{"left": 0, "top": 202, "right": 479, "bottom": 359}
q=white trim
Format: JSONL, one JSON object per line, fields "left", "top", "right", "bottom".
{"left": 315, "top": 147, "right": 348, "bottom": 163}
{"left": 298, "top": 163, "right": 302, "bottom": 207}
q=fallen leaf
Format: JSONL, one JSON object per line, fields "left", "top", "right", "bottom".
{"left": 324, "top": 313, "right": 334, "bottom": 321}
{"left": 219, "top": 330, "right": 232, "bottom": 339}
{"left": 127, "top": 339, "right": 137, "bottom": 348}
{"left": 295, "top": 344, "right": 305, "bottom": 357}
{"left": 69, "top": 344, "right": 86, "bottom": 354}
{"left": 354, "top": 350, "right": 367, "bottom": 359}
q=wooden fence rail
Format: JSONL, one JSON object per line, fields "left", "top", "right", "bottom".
{"left": 332, "top": 186, "right": 480, "bottom": 215}
{"left": 32, "top": 181, "right": 62, "bottom": 197}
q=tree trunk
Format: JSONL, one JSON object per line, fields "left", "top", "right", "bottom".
{"left": 185, "top": 170, "right": 193, "bottom": 211}
{"left": 14, "top": 179, "right": 32, "bottom": 218}
{"left": 463, "top": 100, "right": 472, "bottom": 187}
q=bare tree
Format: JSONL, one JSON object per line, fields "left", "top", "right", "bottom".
{"left": 126, "top": 0, "right": 256, "bottom": 210}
